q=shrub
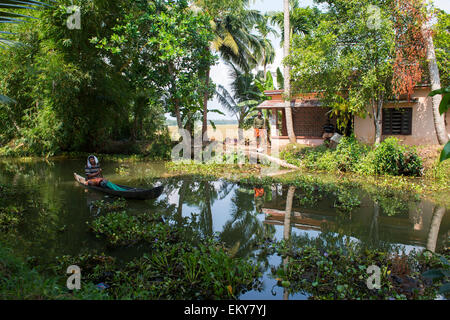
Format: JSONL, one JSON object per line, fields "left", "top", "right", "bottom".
{"left": 332, "top": 136, "right": 369, "bottom": 172}
{"left": 371, "top": 137, "right": 423, "bottom": 176}
{"left": 280, "top": 137, "right": 423, "bottom": 177}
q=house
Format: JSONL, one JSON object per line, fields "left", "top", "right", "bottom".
{"left": 256, "top": 86, "right": 450, "bottom": 146}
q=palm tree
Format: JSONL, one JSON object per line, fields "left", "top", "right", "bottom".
{"left": 422, "top": 14, "right": 448, "bottom": 145}
{"left": 216, "top": 63, "right": 264, "bottom": 142}
{"left": 283, "top": 0, "right": 296, "bottom": 143}
{"left": 254, "top": 13, "right": 278, "bottom": 79}
{"left": 192, "top": 1, "right": 264, "bottom": 141}
{"left": 270, "top": 0, "right": 319, "bottom": 47}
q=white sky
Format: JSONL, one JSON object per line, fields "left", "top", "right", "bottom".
{"left": 168, "top": 0, "right": 450, "bottom": 121}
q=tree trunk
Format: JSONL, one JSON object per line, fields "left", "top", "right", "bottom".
{"left": 238, "top": 125, "right": 244, "bottom": 143}
{"left": 423, "top": 25, "right": 449, "bottom": 145}
{"left": 284, "top": 0, "right": 296, "bottom": 144}
{"left": 373, "top": 98, "right": 383, "bottom": 144}
{"left": 427, "top": 205, "right": 446, "bottom": 252}
{"left": 175, "top": 99, "right": 183, "bottom": 130}
{"left": 202, "top": 65, "right": 211, "bottom": 142}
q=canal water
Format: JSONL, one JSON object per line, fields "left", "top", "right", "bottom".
{"left": 0, "top": 158, "right": 448, "bottom": 299}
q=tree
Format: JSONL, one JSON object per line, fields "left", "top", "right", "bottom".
{"left": 284, "top": 0, "right": 296, "bottom": 143}
{"left": 95, "top": 0, "right": 216, "bottom": 140}
{"left": 254, "top": 13, "right": 278, "bottom": 78}
{"left": 289, "top": 0, "right": 396, "bottom": 144}
{"left": 391, "top": 0, "right": 448, "bottom": 145}
{"left": 0, "top": 0, "right": 51, "bottom": 104}
{"left": 270, "top": 0, "right": 320, "bottom": 46}
{"left": 192, "top": 0, "right": 264, "bottom": 141}
{"left": 215, "top": 63, "right": 266, "bottom": 142}
{"left": 433, "top": 9, "right": 450, "bottom": 88}
{"left": 429, "top": 86, "right": 450, "bottom": 162}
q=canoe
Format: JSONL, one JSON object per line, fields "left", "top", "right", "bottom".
{"left": 74, "top": 173, "right": 163, "bottom": 200}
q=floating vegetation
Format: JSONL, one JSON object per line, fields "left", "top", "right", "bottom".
{"left": 90, "top": 198, "right": 127, "bottom": 213}
{"left": 270, "top": 233, "right": 449, "bottom": 300}
{"left": 88, "top": 211, "right": 165, "bottom": 246}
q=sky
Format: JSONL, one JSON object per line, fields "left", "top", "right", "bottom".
{"left": 167, "top": 0, "right": 450, "bottom": 122}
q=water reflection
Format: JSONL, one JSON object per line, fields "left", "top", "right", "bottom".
{"left": 0, "top": 158, "right": 448, "bottom": 299}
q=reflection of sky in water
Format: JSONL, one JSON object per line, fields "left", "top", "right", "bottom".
{"left": 164, "top": 182, "right": 437, "bottom": 300}
{"left": 1, "top": 159, "right": 447, "bottom": 300}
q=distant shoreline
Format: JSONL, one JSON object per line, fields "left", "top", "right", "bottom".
{"left": 166, "top": 120, "right": 238, "bottom": 126}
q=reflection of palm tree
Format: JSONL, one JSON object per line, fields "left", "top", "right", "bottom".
{"left": 427, "top": 205, "right": 446, "bottom": 252}
{"left": 220, "top": 187, "right": 268, "bottom": 258}
{"left": 283, "top": 186, "right": 295, "bottom": 300}
{"left": 174, "top": 179, "right": 236, "bottom": 237}
{"left": 369, "top": 200, "right": 380, "bottom": 246}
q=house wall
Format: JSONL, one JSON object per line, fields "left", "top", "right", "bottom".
{"left": 291, "top": 107, "right": 335, "bottom": 137}
{"left": 354, "top": 87, "right": 448, "bottom": 145}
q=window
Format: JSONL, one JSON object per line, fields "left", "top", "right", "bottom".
{"left": 382, "top": 107, "right": 412, "bottom": 135}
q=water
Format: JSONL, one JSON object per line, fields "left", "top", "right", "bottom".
{"left": 0, "top": 158, "right": 448, "bottom": 299}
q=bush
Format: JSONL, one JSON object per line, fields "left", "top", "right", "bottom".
{"left": 371, "top": 137, "right": 423, "bottom": 176}
{"left": 332, "top": 136, "right": 369, "bottom": 172}
{"left": 280, "top": 137, "right": 423, "bottom": 177}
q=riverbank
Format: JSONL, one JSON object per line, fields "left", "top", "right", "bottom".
{"left": 164, "top": 160, "right": 450, "bottom": 208}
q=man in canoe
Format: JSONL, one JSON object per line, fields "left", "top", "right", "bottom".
{"left": 84, "top": 155, "right": 106, "bottom": 187}
{"left": 83, "top": 155, "right": 128, "bottom": 191}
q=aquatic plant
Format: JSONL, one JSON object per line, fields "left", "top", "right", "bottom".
{"left": 90, "top": 198, "right": 127, "bottom": 213}
{"left": 88, "top": 211, "right": 167, "bottom": 246}
{"left": 270, "top": 233, "right": 447, "bottom": 300}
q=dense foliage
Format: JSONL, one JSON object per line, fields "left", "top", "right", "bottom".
{"left": 270, "top": 233, "right": 449, "bottom": 300}
{"left": 280, "top": 136, "right": 424, "bottom": 176}
{"left": 0, "top": 0, "right": 215, "bottom": 157}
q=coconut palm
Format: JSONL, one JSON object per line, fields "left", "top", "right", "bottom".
{"left": 216, "top": 63, "right": 264, "bottom": 142}
{"left": 422, "top": 11, "right": 448, "bottom": 145}
{"left": 283, "top": 0, "right": 296, "bottom": 143}
{"left": 254, "top": 13, "right": 279, "bottom": 79}
{"left": 192, "top": 1, "right": 265, "bottom": 141}
{"left": 270, "top": 0, "right": 320, "bottom": 47}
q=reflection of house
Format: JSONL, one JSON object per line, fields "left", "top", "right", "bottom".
{"left": 257, "top": 86, "right": 450, "bottom": 146}
{"left": 263, "top": 208, "right": 333, "bottom": 231}
{"left": 262, "top": 187, "right": 450, "bottom": 249}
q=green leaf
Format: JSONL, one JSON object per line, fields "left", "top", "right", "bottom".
{"left": 429, "top": 87, "right": 450, "bottom": 96}
{"left": 422, "top": 269, "right": 445, "bottom": 280}
{"left": 439, "top": 92, "right": 450, "bottom": 115}
{"left": 438, "top": 282, "right": 450, "bottom": 294}
{"left": 440, "top": 141, "right": 450, "bottom": 162}
{"left": 439, "top": 255, "right": 450, "bottom": 266}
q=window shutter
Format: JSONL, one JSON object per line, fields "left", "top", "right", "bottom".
{"left": 382, "top": 108, "right": 412, "bottom": 135}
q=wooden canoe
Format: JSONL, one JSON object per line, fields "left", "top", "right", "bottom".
{"left": 74, "top": 173, "right": 163, "bottom": 200}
